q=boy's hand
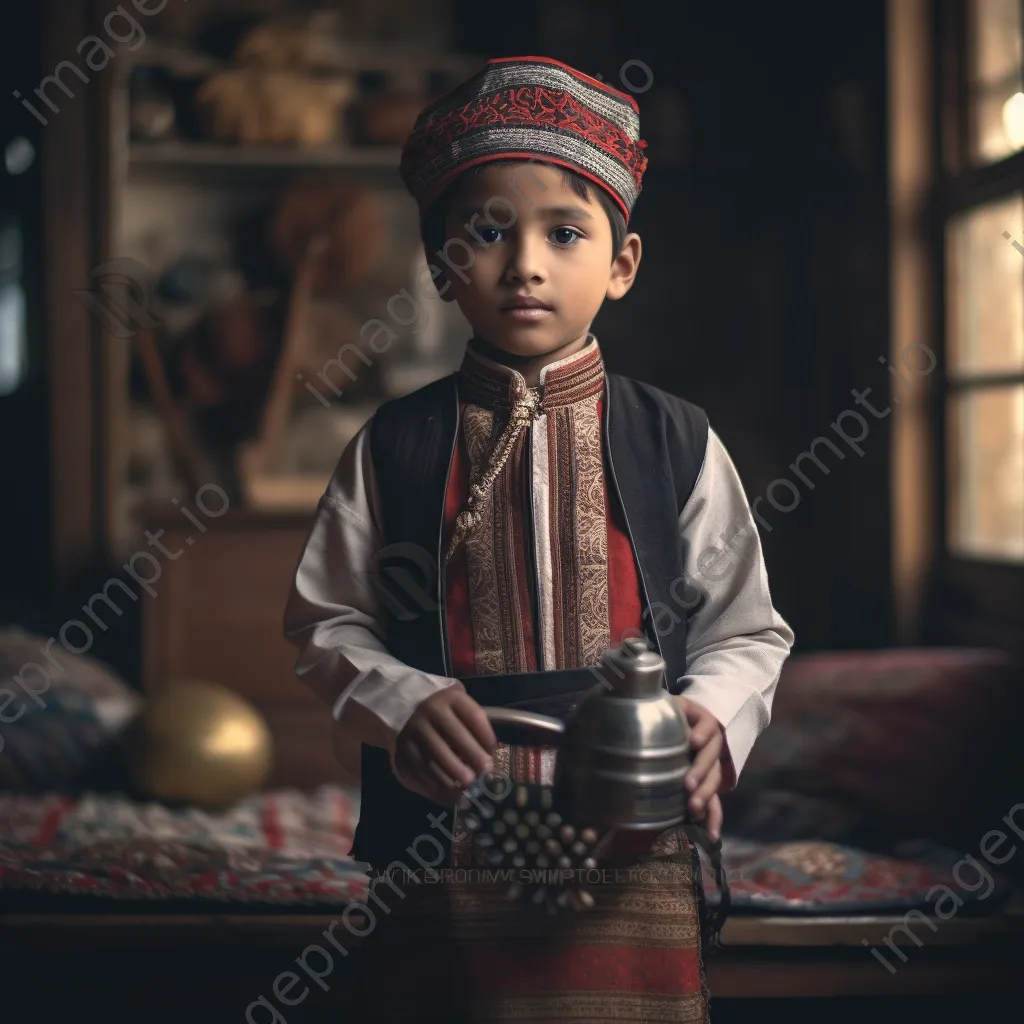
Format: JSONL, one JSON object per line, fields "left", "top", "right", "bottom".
{"left": 676, "top": 696, "right": 726, "bottom": 842}
{"left": 393, "top": 683, "right": 498, "bottom": 805}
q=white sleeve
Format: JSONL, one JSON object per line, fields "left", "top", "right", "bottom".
{"left": 673, "top": 427, "right": 795, "bottom": 789}
{"left": 283, "top": 420, "right": 459, "bottom": 774}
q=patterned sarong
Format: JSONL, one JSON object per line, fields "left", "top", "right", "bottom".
{"left": 344, "top": 739, "right": 712, "bottom": 1023}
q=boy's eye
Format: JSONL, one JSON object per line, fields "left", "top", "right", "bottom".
{"left": 477, "top": 226, "right": 503, "bottom": 245}
{"left": 551, "top": 227, "right": 582, "bottom": 246}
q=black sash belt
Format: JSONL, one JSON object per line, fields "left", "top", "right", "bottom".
{"left": 461, "top": 667, "right": 604, "bottom": 717}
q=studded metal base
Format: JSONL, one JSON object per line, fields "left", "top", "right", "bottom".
{"left": 457, "top": 772, "right": 613, "bottom": 914}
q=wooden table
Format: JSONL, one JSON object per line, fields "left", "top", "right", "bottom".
{"left": 3, "top": 907, "right": 1023, "bottom": 1020}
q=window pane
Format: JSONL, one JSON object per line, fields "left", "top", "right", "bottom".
{"left": 947, "top": 193, "right": 1024, "bottom": 376}
{"left": 975, "top": 83, "right": 1024, "bottom": 162}
{"left": 974, "top": 0, "right": 1023, "bottom": 83}
{"left": 948, "top": 386, "right": 1024, "bottom": 561}
{"left": 970, "top": 0, "right": 1024, "bottom": 163}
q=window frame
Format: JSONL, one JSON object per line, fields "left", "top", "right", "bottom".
{"left": 929, "top": 0, "right": 1024, "bottom": 645}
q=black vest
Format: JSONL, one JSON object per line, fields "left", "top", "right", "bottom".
{"left": 354, "top": 371, "right": 708, "bottom": 869}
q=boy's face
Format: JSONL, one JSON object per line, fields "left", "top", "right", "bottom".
{"left": 439, "top": 163, "right": 641, "bottom": 359}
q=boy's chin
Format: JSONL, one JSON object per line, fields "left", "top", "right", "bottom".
{"left": 474, "top": 324, "right": 581, "bottom": 360}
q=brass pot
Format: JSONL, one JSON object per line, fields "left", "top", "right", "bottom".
{"left": 125, "top": 680, "right": 273, "bottom": 809}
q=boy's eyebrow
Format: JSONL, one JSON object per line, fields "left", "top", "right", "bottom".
{"left": 534, "top": 204, "right": 595, "bottom": 220}
{"left": 456, "top": 203, "right": 596, "bottom": 222}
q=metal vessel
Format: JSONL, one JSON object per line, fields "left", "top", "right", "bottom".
{"left": 483, "top": 637, "right": 691, "bottom": 831}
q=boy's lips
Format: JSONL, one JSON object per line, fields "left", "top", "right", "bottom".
{"left": 501, "top": 296, "right": 554, "bottom": 319}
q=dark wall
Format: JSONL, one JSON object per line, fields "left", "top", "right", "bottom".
{"left": 0, "top": 3, "right": 50, "bottom": 621}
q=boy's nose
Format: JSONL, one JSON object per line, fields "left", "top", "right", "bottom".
{"left": 504, "top": 238, "right": 547, "bottom": 284}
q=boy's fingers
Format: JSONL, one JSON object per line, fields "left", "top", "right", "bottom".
{"left": 689, "top": 725, "right": 712, "bottom": 748}
{"left": 688, "top": 712, "right": 723, "bottom": 750}
{"left": 688, "top": 761, "right": 722, "bottom": 816}
{"left": 396, "top": 739, "right": 464, "bottom": 804}
{"left": 684, "top": 761, "right": 706, "bottom": 793}
{"left": 685, "top": 735, "right": 722, "bottom": 790}
{"left": 426, "top": 760, "right": 462, "bottom": 794}
{"left": 452, "top": 694, "right": 499, "bottom": 757}
{"left": 678, "top": 700, "right": 719, "bottom": 744}
{"left": 679, "top": 698, "right": 706, "bottom": 727}
{"left": 436, "top": 706, "right": 494, "bottom": 777}
{"left": 694, "top": 761, "right": 722, "bottom": 805}
{"left": 705, "top": 794, "right": 723, "bottom": 842}
{"left": 418, "top": 723, "right": 477, "bottom": 789}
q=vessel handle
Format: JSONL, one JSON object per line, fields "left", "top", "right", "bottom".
{"left": 483, "top": 707, "right": 566, "bottom": 746}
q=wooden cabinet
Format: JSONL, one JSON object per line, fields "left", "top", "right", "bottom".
{"left": 141, "top": 510, "right": 347, "bottom": 788}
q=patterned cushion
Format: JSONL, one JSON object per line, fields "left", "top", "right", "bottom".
{"left": 721, "top": 648, "right": 1024, "bottom": 855}
{"left": 702, "top": 837, "right": 1016, "bottom": 914}
{"left": 0, "top": 627, "right": 141, "bottom": 791}
{"left": 0, "top": 787, "right": 368, "bottom": 904}
{"left": 2, "top": 789, "right": 1010, "bottom": 917}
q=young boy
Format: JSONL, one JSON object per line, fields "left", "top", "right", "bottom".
{"left": 285, "top": 56, "right": 793, "bottom": 1022}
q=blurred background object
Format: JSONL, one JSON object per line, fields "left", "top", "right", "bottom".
{"left": 124, "top": 678, "right": 274, "bottom": 809}
{"left": 100, "top": 2, "right": 480, "bottom": 535}
{"left": 269, "top": 178, "right": 386, "bottom": 293}
{"left": 196, "top": 69, "right": 357, "bottom": 146}
{"left": 0, "top": 626, "right": 142, "bottom": 793}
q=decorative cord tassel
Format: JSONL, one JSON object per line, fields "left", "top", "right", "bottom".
{"left": 446, "top": 387, "right": 542, "bottom": 564}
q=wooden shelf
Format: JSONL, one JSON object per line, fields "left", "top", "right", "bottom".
{"left": 128, "top": 140, "right": 402, "bottom": 172}
{"left": 128, "top": 41, "right": 481, "bottom": 77}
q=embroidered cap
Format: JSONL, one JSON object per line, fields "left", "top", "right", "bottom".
{"left": 399, "top": 56, "right": 648, "bottom": 223}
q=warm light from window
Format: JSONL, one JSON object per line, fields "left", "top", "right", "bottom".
{"left": 1002, "top": 91, "right": 1024, "bottom": 150}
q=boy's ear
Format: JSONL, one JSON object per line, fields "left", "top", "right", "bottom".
{"left": 606, "top": 233, "right": 642, "bottom": 301}
{"left": 422, "top": 248, "right": 457, "bottom": 301}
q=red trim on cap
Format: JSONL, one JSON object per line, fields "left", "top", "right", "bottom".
{"left": 418, "top": 151, "right": 632, "bottom": 224}
{"left": 487, "top": 55, "right": 641, "bottom": 114}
